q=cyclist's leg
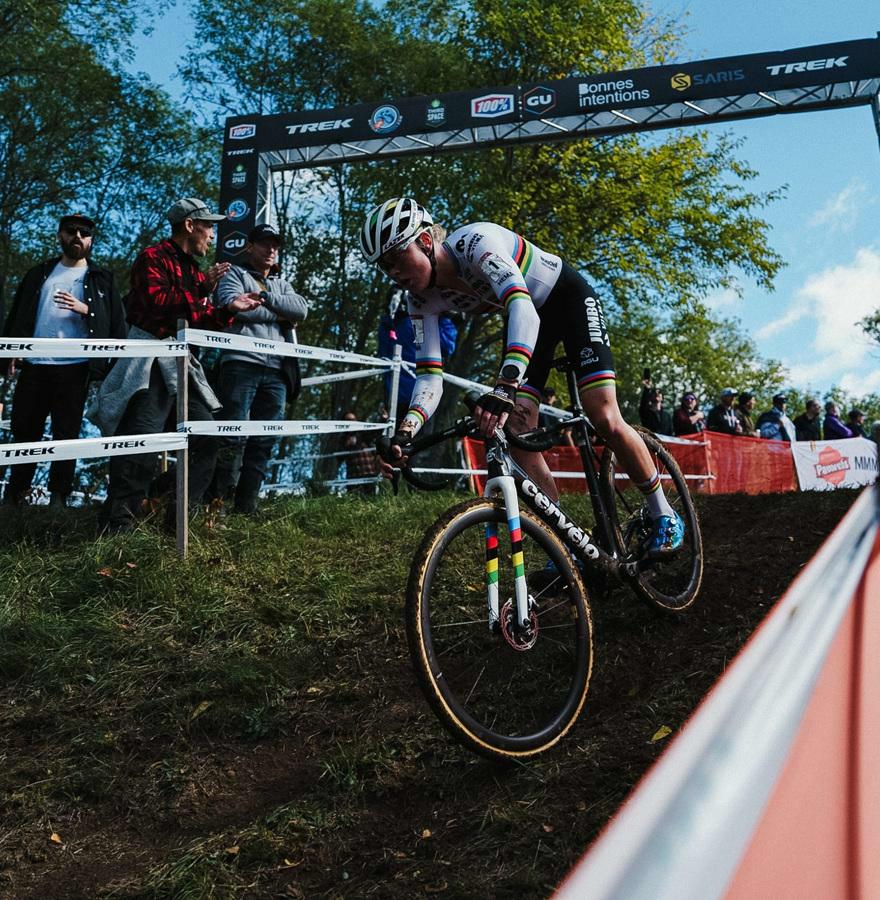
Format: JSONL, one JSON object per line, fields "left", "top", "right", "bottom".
{"left": 557, "top": 272, "right": 681, "bottom": 547}
{"left": 506, "top": 315, "right": 558, "bottom": 499}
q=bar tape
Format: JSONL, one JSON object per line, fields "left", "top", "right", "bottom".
{"left": 181, "top": 328, "right": 393, "bottom": 368}
{"left": 0, "top": 338, "right": 187, "bottom": 358}
{"left": 178, "top": 419, "right": 389, "bottom": 437}
{"left": 0, "top": 432, "right": 187, "bottom": 465}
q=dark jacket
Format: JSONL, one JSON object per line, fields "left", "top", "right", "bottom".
{"left": 707, "top": 402, "right": 739, "bottom": 435}
{"left": 793, "top": 413, "right": 821, "bottom": 442}
{"left": 639, "top": 386, "right": 673, "bottom": 434}
{"left": 2, "top": 256, "right": 126, "bottom": 378}
{"left": 734, "top": 408, "right": 756, "bottom": 437}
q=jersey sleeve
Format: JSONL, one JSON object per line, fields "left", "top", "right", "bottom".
{"left": 475, "top": 242, "right": 539, "bottom": 384}
{"left": 400, "top": 312, "right": 444, "bottom": 435}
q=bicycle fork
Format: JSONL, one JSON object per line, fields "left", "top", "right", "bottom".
{"left": 484, "top": 474, "right": 531, "bottom": 629}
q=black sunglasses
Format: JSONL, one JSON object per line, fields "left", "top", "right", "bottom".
{"left": 61, "top": 225, "right": 93, "bottom": 238}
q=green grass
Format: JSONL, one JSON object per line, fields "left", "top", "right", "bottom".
{"left": 0, "top": 487, "right": 858, "bottom": 898}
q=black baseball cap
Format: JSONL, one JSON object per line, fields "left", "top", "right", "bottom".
{"left": 59, "top": 212, "right": 96, "bottom": 231}
{"left": 248, "top": 224, "right": 282, "bottom": 246}
{"left": 772, "top": 393, "right": 788, "bottom": 404}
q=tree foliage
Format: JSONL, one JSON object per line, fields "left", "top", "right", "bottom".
{"left": 186, "top": 0, "right": 787, "bottom": 429}
{"left": 0, "top": 0, "right": 214, "bottom": 312}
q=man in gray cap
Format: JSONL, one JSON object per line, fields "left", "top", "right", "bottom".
{"left": 3, "top": 212, "right": 125, "bottom": 506}
{"left": 212, "top": 223, "right": 308, "bottom": 514}
{"left": 94, "top": 197, "right": 262, "bottom": 533}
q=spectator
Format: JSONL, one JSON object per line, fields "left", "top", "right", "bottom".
{"left": 93, "top": 198, "right": 262, "bottom": 533}
{"left": 869, "top": 422, "right": 880, "bottom": 446}
{"left": 707, "top": 387, "right": 742, "bottom": 435}
{"left": 823, "top": 402, "right": 853, "bottom": 440}
{"left": 793, "top": 398, "right": 822, "bottom": 441}
{"left": 341, "top": 410, "right": 378, "bottom": 494}
{"left": 539, "top": 387, "right": 575, "bottom": 446}
{"left": 673, "top": 392, "right": 706, "bottom": 436}
{"left": 212, "top": 224, "right": 308, "bottom": 515}
{"left": 639, "top": 377, "right": 673, "bottom": 435}
{"left": 757, "top": 393, "right": 795, "bottom": 442}
{"left": 734, "top": 391, "right": 757, "bottom": 437}
{"left": 847, "top": 409, "right": 867, "bottom": 438}
{"left": 2, "top": 212, "right": 125, "bottom": 506}
{"left": 377, "top": 288, "right": 457, "bottom": 426}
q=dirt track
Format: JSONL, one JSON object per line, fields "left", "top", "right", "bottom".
{"left": 5, "top": 489, "right": 859, "bottom": 898}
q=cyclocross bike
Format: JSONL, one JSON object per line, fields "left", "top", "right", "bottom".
{"left": 379, "top": 358, "right": 703, "bottom": 762}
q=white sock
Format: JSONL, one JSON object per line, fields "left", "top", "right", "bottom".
{"left": 636, "top": 471, "right": 674, "bottom": 520}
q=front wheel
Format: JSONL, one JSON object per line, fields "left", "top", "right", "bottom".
{"left": 406, "top": 498, "right": 593, "bottom": 761}
{"left": 599, "top": 428, "right": 703, "bottom": 612}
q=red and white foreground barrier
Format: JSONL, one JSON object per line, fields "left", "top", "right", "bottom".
{"left": 555, "top": 486, "right": 880, "bottom": 900}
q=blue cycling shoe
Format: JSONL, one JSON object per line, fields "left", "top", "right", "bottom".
{"left": 642, "top": 511, "right": 685, "bottom": 559}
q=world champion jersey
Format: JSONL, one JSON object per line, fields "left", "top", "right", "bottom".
{"left": 402, "top": 222, "right": 562, "bottom": 434}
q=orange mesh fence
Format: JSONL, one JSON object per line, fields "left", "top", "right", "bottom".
{"left": 461, "top": 430, "right": 798, "bottom": 496}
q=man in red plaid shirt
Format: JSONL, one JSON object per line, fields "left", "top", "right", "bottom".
{"left": 98, "top": 198, "right": 262, "bottom": 533}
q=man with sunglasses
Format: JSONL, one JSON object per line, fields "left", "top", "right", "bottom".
{"left": 2, "top": 212, "right": 125, "bottom": 506}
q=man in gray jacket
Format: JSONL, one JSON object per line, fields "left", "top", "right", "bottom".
{"left": 213, "top": 224, "right": 308, "bottom": 513}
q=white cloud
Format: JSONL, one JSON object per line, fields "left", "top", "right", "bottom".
{"left": 755, "top": 306, "right": 809, "bottom": 340}
{"left": 808, "top": 179, "right": 866, "bottom": 232}
{"left": 704, "top": 287, "right": 742, "bottom": 313}
{"left": 773, "top": 246, "right": 880, "bottom": 395}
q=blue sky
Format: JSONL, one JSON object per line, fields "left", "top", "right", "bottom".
{"left": 131, "top": 1, "right": 880, "bottom": 400}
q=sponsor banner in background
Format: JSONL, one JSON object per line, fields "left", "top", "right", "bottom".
{"left": 792, "top": 437, "right": 878, "bottom": 491}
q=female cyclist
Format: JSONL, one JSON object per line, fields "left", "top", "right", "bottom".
{"left": 361, "top": 197, "right": 683, "bottom": 556}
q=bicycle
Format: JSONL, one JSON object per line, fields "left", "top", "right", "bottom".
{"left": 379, "top": 358, "right": 703, "bottom": 761}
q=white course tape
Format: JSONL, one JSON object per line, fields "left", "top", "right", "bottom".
{"left": 182, "top": 328, "right": 392, "bottom": 368}
{"left": 0, "top": 338, "right": 187, "bottom": 358}
{"left": 0, "top": 432, "right": 187, "bottom": 465}
{"left": 301, "top": 367, "right": 389, "bottom": 387}
{"left": 178, "top": 419, "right": 387, "bottom": 437}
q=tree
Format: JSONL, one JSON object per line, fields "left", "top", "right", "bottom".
{"left": 0, "top": 2, "right": 215, "bottom": 319}
{"left": 186, "top": 0, "right": 786, "bottom": 442}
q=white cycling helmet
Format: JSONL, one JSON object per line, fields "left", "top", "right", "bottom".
{"left": 360, "top": 197, "right": 433, "bottom": 264}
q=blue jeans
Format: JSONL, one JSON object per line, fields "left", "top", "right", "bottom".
{"left": 214, "top": 361, "right": 287, "bottom": 512}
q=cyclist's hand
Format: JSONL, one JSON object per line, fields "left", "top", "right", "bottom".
{"left": 473, "top": 383, "right": 516, "bottom": 437}
{"left": 377, "top": 430, "right": 412, "bottom": 479}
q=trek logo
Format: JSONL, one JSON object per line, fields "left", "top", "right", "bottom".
{"left": 253, "top": 341, "right": 275, "bottom": 350}
{"left": 0, "top": 342, "right": 33, "bottom": 351}
{"left": 229, "top": 124, "right": 256, "bottom": 140}
{"left": 3, "top": 446, "right": 55, "bottom": 458}
{"left": 523, "top": 85, "right": 556, "bottom": 116}
{"left": 286, "top": 118, "right": 353, "bottom": 135}
{"left": 204, "top": 335, "right": 232, "bottom": 344}
{"left": 217, "top": 425, "right": 242, "bottom": 433}
{"left": 82, "top": 344, "right": 124, "bottom": 352}
{"left": 767, "top": 56, "right": 848, "bottom": 76}
{"left": 523, "top": 479, "right": 600, "bottom": 558}
{"left": 102, "top": 439, "right": 146, "bottom": 450}
{"left": 671, "top": 69, "right": 745, "bottom": 91}
{"left": 471, "top": 93, "right": 514, "bottom": 118}
{"left": 262, "top": 424, "right": 284, "bottom": 433}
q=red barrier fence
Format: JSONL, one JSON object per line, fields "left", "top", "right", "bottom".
{"left": 461, "top": 430, "right": 799, "bottom": 495}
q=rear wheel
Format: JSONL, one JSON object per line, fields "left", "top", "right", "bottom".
{"left": 406, "top": 498, "right": 593, "bottom": 761}
{"left": 599, "top": 428, "right": 703, "bottom": 612}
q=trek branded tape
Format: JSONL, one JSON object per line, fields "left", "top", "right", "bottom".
{"left": 1, "top": 433, "right": 187, "bottom": 465}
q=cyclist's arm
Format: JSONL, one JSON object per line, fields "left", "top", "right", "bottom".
{"left": 476, "top": 250, "right": 539, "bottom": 387}
{"left": 398, "top": 312, "right": 443, "bottom": 437}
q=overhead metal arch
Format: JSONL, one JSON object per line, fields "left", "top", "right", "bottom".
{"left": 217, "top": 35, "right": 880, "bottom": 258}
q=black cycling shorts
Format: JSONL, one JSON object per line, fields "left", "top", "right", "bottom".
{"left": 512, "top": 262, "right": 616, "bottom": 405}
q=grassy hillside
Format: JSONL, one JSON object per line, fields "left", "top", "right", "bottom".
{"left": 0, "top": 488, "right": 859, "bottom": 898}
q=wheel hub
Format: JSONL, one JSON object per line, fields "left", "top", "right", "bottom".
{"left": 500, "top": 599, "right": 539, "bottom": 651}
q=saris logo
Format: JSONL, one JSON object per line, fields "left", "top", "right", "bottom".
{"left": 814, "top": 446, "right": 851, "bottom": 486}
